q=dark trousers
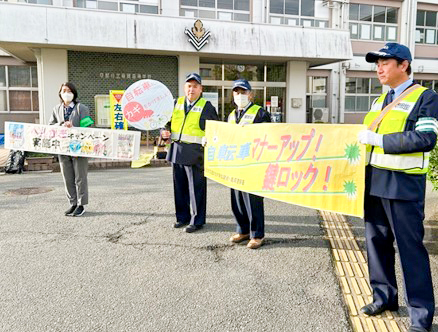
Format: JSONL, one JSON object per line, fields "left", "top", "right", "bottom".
{"left": 172, "top": 163, "right": 206, "bottom": 226}
{"left": 231, "top": 189, "right": 265, "bottom": 239}
{"left": 364, "top": 194, "right": 434, "bottom": 329}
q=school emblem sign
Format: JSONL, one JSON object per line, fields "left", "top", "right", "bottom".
{"left": 185, "top": 20, "right": 211, "bottom": 51}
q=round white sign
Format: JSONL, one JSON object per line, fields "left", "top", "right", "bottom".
{"left": 121, "top": 79, "right": 173, "bottom": 131}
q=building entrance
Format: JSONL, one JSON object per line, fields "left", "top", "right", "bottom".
{"left": 200, "top": 61, "right": 286, "bottom": 122}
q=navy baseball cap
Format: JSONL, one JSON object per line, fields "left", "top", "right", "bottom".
{"left": 185, "top": 72, "right": 202, "bottom": 84}
{"left": 365, "top": 43, "right": 412, "bottom": 63}
{"left": 232, "top": 79, "right": 252, "bottom": 91}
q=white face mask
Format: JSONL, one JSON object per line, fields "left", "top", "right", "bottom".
{"left": 61, "top": 92, "right": 74, "bottom": 103}
{"left": 233, "top": 93, "right": 249, "bottom": 109}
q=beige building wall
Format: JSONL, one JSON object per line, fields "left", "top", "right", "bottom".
{"left": 178, "top": 55, "right": 200, "bottom": 97}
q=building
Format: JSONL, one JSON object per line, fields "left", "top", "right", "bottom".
{"left": 0, "top": 0, "right": 436, "bottom": 134}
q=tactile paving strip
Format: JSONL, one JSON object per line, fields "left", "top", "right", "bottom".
{"left": 319, "top": 210, "right": 407, "bottom": 332}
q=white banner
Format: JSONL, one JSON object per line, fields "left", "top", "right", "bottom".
{"left": 4, "top": 122, "right": 141, "bottom": 160}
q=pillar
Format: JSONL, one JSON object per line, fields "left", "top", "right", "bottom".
{"left": 286, "top": 61, "right": 308, "bottom": 123}
{"left": 178, "top": 55, "right": 200, "bottom": 97}
{"left": 34, "top": 48, "right": 68, "bottom": 125}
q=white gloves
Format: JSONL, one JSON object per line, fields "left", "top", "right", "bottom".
{"left": 358, "top": 130, "right": 383, "bottom": 148}
{"left": 201, "top": 136, "right": 207, "bottom": 147}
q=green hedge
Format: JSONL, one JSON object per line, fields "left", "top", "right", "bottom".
{"left": 26, "top": 152, "right": 53, "bottom": 158}
{"left": 428, "top": 145, "right": 438, "bottom": 189}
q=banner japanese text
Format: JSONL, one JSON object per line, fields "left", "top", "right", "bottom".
{"left": 5, "top": 122, "right": 141, "bottom": 160}
{"left": 204, "top": 121, "right": 366, "bottom": 217}
{"left": 110, "top": 90, "right": 127, "bottom": 130}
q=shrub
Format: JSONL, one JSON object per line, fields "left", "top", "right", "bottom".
{"left": 26, "top": 152, "right": 53, "bottom": 158}
{"left": 428, "top": 145, "right": 438, "bottom": 190}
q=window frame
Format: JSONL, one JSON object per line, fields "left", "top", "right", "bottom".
{"left": 418, "top": 79, "right": 438, "bottom": 94}
{"left": 344, "top": 77, "right": 383, "bottom": 113}
{"left": 199, "top": 61, "right": 287, "bottom": 121}
{"left": 415, "top": 9, "right": 438, "bottom": 45}
{"left": 268, "top": 0, "right": 328, "bottom": 27}
{"left": 349, "top": 4, "right": 399, "bottom": 42}
{"left": 180, "top": 0, "right": 251, "bottom": 22}
{"left": 11, "top": 0, "right": 160, "bottom": 15}
{"left": 306, "top": 76, "right": 328, "bottom": 109}
{"left": 0, "top": 65, "right": 39, "bottom": 114}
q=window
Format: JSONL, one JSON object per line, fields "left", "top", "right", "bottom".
{"left": 416, "top": 10, "right": 438, "bottom": 45}
{"left": 306, "top": 76, "right": 327, "bottom": 107}
{"left": 267, "top": 63, "right": 286, "bottom": 82}
{"left": 199, "top": 62, "right": 287, "bottom": 121}
{"left": 269, "top": 0, "right": 328, "bottom": 27}
{"left": 28, "top": 0, "right": 53, "bottom": 4}
{"left": 417, "top": 80, "right": 438, "bottom": 94}
{"left": 20, "top": 0, "right": 159, "bottom": 15}
{"left": 345, "top": 77, "right": 382, "bottom": 112}
{"left": 349, "top": 4, "right": 398, "bottom": 42}
{"left": 224, "top": 64, "right": 264, "bottom": 81}
{"left": 0, "top": 65, "right": 39, "bottom": 113}
{"left": 181, "top": 0, "right": 250, "bottom": 22}
{"left": 200, "top": 62, "right": 286, "bottom": 83}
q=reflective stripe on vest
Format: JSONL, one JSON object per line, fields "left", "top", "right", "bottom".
{"left": 171, "top": 96, "right": 206, "bottom": 144}
{"left": 228, "top": 104, "right": 261, "bottom": 125}
{"left": 363, "top": 86, "right": 429, "bottom": 174}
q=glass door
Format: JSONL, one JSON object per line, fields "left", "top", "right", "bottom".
{"left": 223, "top": 87, "right": 264, "bottom": 121}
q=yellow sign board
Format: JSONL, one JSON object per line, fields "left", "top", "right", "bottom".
{"left": 204, "top": 121, "right": 366, "bottom": 218}
{"left": 110, "top": 90, "right": 128, "bottom": 130}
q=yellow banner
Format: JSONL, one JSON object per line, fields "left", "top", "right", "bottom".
{"left": 110, "top": 90, "right": 128, "bottom": 130}
{"left": 204, "top": 121, "right": 366, "bottom": 218}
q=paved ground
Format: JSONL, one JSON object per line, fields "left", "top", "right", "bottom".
{"left": 347, "top": 181, "right": 438, "bottom": 331}
{"left": 0, "top": 167, "right": 351, "bottom": 332}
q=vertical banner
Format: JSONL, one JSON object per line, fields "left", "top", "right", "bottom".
{"left": 110, "top": 90, "right": 127, "bottom": 130}
{"left": 204, "top": 121, "right": 366, "bottom": 217}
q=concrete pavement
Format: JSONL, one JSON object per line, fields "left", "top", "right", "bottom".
{"left": 0, "top": 167, "right": 350, "bottom": 332}
{"left": 346, "top": 180, "right": 438, "bottom": 331}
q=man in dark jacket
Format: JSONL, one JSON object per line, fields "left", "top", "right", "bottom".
{"left": 161, "top": 73, "right": 219, "bottom": 233}
{"left": 358, "top": 43, "right": 438, "bottom": 332}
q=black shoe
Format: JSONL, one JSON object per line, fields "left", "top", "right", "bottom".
{"left": 185, "top": 224, "right": 203, "bottom": 233}
{"left": 408, "top": 326, "right": 430, "bottom": 332}
{"left": 360, "top": 303, "right": 399, "bottom": 316}
{"left": 174, "top": 221, "right": 189, "bottom": 228}
{"left": 72, "top": 205, "right": 85, "bottom": 217}
{"left": 65, "top": 205, "right": 77, "bottom": 216}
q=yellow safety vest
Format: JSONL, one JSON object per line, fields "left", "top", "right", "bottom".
{"left": 363, "top": 86, "right": 429, "bottom": 174}
{"left": 171, "top": 97, "right": 207, "bottom": 144}
{"left": 228, "top": 104, "right": 261, "bottom": 125}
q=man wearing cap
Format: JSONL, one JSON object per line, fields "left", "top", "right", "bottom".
{"left": 228, "top": 79, "right": 271, "bottom": 249}
{"left": 357, "top": 43, "right": 438, "bottom": 332}
{"left": 161, "top": 73, "right": 218, "bottom": 233}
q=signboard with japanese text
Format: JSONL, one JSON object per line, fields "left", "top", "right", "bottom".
{"left": 121, "top": 79, "right": 173, "bottom": 131}
{"left": 204, "top": 121, "right": 366, "bottom": 217}
{"left": 110, "top": 90, "right": 128, "bottom": 130}
{"left": 5, "top": 122, "right": 141, "bottom": 160}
